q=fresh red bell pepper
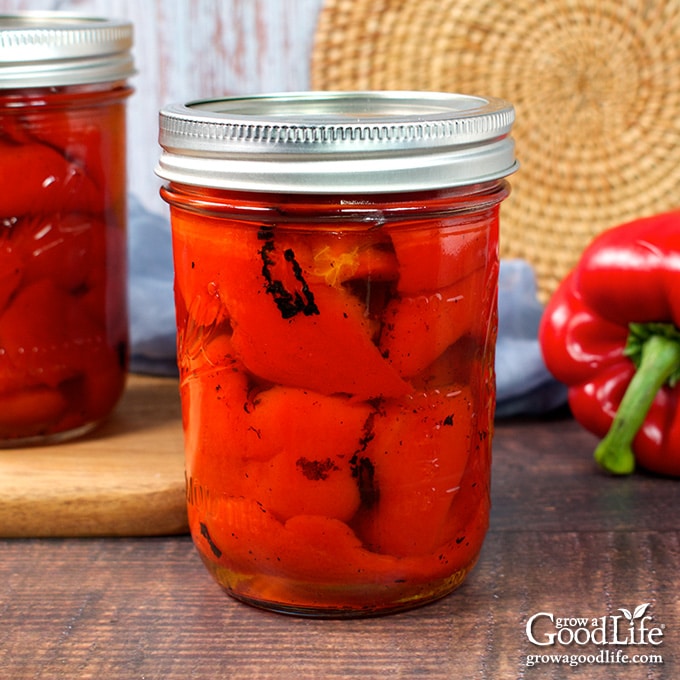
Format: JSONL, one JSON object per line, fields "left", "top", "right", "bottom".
{"left": 539, "top": 210, "right": 680, "bottom": 477}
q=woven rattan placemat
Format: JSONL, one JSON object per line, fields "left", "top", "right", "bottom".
{"left": 311, "top": 0, "right": 680, "bottom": 301}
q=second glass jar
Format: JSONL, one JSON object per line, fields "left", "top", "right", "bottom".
{"left": 0, "top": 14, "right": 134, "bottom": 444}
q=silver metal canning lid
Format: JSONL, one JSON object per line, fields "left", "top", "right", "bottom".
{"left": 0, "top": 12, "right": 134, "bottom": 88}
{"left": 156, "top": 91, "right": 518, "bottom": 194}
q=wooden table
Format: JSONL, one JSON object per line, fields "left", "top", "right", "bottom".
{"left": 0, "top": 379, "right": 677, "bottom": 679}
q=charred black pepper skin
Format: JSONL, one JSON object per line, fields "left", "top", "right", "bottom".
{"left": 258, "top": 227, "right": 319, "bottom": 319}
{"left": 296, "top": 457, "right": 340, "bottom": 481}
{"left": 350, "top": 455, "right": 379, "bottom": 508}
{"left": 348, "top": 406, "right": 382, "bottom": 507}
{"left": 200, "top": 522, "right": 223, "bottom": 558}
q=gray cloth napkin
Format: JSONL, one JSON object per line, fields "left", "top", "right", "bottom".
{"left": 495, "top": 259, "right": 568, "bottom": 417}
{"left": 127, "top": 197, "right": 567, "bottom": 416}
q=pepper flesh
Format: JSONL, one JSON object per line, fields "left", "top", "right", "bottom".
{"left": 168, "top": 185, "right": 502, "bottom": 614}
{"left": 0, "top": 85, "right": 129, "bottom": 440}
{"left": 539, "top": 210, "right": 680, "bottom": 477}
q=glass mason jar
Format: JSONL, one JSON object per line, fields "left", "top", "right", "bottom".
{"left": 0, "top": 13, "right": 134, "bottom": 444}
{"left": 157, "top": 92, "right": 517, "bottom": 616}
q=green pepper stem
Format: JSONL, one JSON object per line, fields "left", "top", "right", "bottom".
{"left": 595, "top": 333, "right": 680, "bottom": 474}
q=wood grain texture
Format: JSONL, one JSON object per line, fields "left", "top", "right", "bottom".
{"left": 0, "top": 417, "right": 677, "bottom": 679}
{"left": 0, "top": 374, "right": 186, "bottom": 537}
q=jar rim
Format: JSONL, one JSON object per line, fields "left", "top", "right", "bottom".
{"left": 0, "top": 11, "right": 134, "bottom": 88}
{"left": 156, "top": 91, "right": 518, "bottom": 194}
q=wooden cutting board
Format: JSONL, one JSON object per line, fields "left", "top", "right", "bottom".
{"left": 0, "top": 374, "right": 188, "bottom": 537}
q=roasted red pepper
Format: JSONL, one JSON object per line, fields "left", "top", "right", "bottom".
{"left": 0, "top": 85, "right": 130, "bottom": 441}
{"left": 539, "top": 210, "right": 680, "bottom": 477}
{"left": 166, "top": 184, "right": 500, "bottom": 613}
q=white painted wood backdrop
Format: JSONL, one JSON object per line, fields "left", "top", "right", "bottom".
{"left": 0, "top": 0, "right": 326, "bottom": 213}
